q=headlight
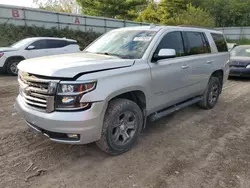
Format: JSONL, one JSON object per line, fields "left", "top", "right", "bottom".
{"left": 56, "top": 81, "right": 96, "bottom": 110}
{"left": 246, "top": 64, "right": 250, "bottom": 69}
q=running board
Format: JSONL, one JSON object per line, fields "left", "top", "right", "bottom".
{"left": 149, "top": 97, "right": 202, "bottom": 122}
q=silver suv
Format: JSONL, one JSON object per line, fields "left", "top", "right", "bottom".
{"left": 15, "top": 26, "right": 230, "bottom": 155}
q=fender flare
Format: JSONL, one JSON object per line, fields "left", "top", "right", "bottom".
{"left": 4, "top": 56, "right": 25, "bottom": 70}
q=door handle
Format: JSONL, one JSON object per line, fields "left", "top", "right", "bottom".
{"left": 206, "top": 60, "right": 213, "bottom": 64}
{"left": 181, "top": 65, "right": 189, "bottom": 69}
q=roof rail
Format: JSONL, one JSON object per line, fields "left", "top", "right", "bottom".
{"left": 178, "top": 25, "right": 217, "bottom": 31}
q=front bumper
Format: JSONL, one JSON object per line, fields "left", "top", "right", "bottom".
{"left": 14, "top": 95, "right": 107, "bottom": 144}
{"left": 0, "top": 55, "right": 7, "bottom": 67}
{"left": 229, "top": 67, "right": 250, "bottom": 77}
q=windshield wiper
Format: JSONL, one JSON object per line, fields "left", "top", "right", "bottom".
{"left": 95, "top": 52, "right": 126, "bottom": 59}
{"left": 85, "top": 51, "right": 133, "bottom": 59}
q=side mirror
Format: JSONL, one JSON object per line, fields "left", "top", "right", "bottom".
{"left": 27, "top": 45, "right": 35, "bottom": 50}
{"left": 153, "top": 49, "right": 176, "bottom": 61}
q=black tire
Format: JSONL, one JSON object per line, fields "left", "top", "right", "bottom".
{"left": 96, "top": 98, "right": 143, "bottom": 155}
{"left": 198, "top": 77, "right": 221, "bottom": 109}
{"left": 6, "top": 58, "right": 22, "bottom": 76}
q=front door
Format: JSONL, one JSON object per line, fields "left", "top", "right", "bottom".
{"left": 26, "top": 40, "right": 49, "bottom": 59}
{"left": 149, "top": 31, "right": 190, "bottom": 112}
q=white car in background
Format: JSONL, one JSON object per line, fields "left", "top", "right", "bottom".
{"left": 0, "top": 37, "right": 80, "bottom": 75}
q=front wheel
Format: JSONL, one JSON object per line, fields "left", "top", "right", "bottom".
{"left": 198, "top": 77, "right": 221, "bottom": 109}
{"left": 6, "top": 58, "right": 22, "bottom": 76}
{"left": 96, "top": 99, "right": 143, "bottom": 155}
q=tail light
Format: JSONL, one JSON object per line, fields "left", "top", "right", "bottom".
{"left": 0, "top": 52, "right": 4, "bottom": 57}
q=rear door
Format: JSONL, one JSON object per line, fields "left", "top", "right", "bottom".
{"left": 46, "top": 40, "right": 80, "bottom": 55}
{"left": 182, "top": 31, "right": 214, "bottom": 96}
{"left": 64, "top": 41, "right": 80, "bottom": 53}
{"left": 45, "top": 39, "right": 68, "bottom": 55}
{"left": 210, "top": 33, "right": 230, "bottom": 80}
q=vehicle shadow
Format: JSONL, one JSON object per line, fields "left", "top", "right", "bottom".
{"left": 228, "top": 76, "right": 250, "bottom": 82}
{"left": 0, "top": 72, "right": 12, "bottom": 77}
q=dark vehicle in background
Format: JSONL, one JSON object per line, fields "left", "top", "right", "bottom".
{"left": 229, "top": 45, "right": 250, "bottom": 77}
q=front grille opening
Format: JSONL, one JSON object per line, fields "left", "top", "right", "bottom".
{"left": 43, "top": 130, "right": 80, "bottom": 141}
{"left": 18, "top": 71, "right": 59, "bottom": 112}
{"left": 28, "top": 103, "right": 47, "bottom": 110}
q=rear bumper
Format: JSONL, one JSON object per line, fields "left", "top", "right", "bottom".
{"left": 14, "top": 95, "right": 107, "bottom": 144}
{"left": 229, "top": 67, "right": 250, "bottom": 77}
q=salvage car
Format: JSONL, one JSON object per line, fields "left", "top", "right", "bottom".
{"left": 15, "top": 26, "right": 230, "bottom": 155}
{"left": 229, "top": 45, "right": 250, "bottom": 77}
{"left": 0, "top": 37, "right": 80, "bottom": 75}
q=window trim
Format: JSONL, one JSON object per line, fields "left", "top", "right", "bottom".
{"left": 25, "top": 39, "right": 75, "bottom": 50}
{"left": 210, "top": 33, "right": 228, "bottom": 52}
{"left": 46, "top": 39, "right": 68, "bottom": 49}
{"left": 182, "top": 31, "right": 211, "bottom": 56}
{"left": 25, "top": 39, "right": 48, "bottom": 50}
{"left": 201, "top": 33, "right": 211, "bottom": 53}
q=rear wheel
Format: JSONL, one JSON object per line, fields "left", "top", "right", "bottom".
{"left": 6, "top": 58, "right": 22, "bottom": 76}
{"left": 96, "top": 99, "right": 143, "bottom": 155}
{"left": 198, "top": 77, "right": 221, "bottom": 109}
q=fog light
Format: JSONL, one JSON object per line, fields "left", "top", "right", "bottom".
{"left": 67, "top": 134, "right": 78, "bottom": 139}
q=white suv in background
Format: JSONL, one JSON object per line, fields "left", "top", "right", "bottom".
{"left": 0, "top": 37, "right": 80, "bottom": 75}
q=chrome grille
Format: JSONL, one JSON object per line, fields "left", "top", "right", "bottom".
{"left": 18, "top": 71, "right": 59, "bottom": 112}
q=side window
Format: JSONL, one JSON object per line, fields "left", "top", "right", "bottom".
{"left": 201, "top": 33, "right": 211, "bottom": 53}
{"left": 29, "top": 40, "right": 47, "bottom": 50}
{"left": 67, "top": 41, "right": 77, "bottom": 45}
{"left": 211, "top": 33, "right": 228, "bottom": 52}
{"left": 183, "top": 32, "right": 208, "bottom": 55}
{"left": 46, "top": 40, "right": 68, "bottom": 49}
{"left": 154, "top": 31, "right": 185, "bottom": 58}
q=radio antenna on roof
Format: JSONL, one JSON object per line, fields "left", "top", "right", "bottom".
{"left": 149, "top": 23, "right": 156, "bottom": 28}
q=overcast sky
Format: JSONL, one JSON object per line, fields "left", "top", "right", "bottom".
{"left": 0, "top": 0, "right": 161, "bottom": 8}
{"left": 0, "top": 0, "right": 36, "bottom": 7}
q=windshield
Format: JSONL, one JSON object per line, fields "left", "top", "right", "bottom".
{"left": 11, "top": 38, "right": 34, "bottom": 48}
{"left": 85, "top": 30, "right": 157, "bottom": 59}
{"left": 231, "top": 46, "right": 250, "bottom": 57}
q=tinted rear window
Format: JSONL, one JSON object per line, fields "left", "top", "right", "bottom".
{"left": 46, "top": 40, "right": 68, "bottom": 48}
{"left": 211, "top": 33, "right": 228, "bottom": 52}
{"left": 67, "top": 41, "right": 77, "bottom": 45}
{"left": 183, "top": 32, "right": 210, "bottom": 55}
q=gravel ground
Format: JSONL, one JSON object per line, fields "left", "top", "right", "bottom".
{"left": 0, "top": 75, "right": 250, "bottom": 188}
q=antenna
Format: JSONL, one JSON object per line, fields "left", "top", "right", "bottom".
{"left": 149, "top": 23, "right": 156, "bottom": 28}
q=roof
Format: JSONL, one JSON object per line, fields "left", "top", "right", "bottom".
{"left": 25, "top": 37, "right": 76, "bottom": 42}
{"left": 115, "top": 25, "right": 223, "bottom": 34}
{"left": 234, "top": 45, "right": 250, "bottom": 48}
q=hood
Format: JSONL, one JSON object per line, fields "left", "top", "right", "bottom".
{"left": 18, "top": 53, "right": 135, "bottom": 78}
{"left": 0, "top": 47, "right": 18, "bottom": 52}
{"left": 230, "top": 56, "right": 250, "bottom": 67}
